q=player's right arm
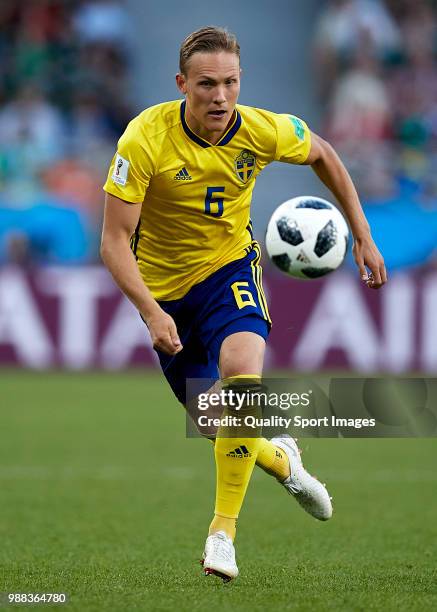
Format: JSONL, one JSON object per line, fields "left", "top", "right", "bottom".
{"left": 100, "top": 193, "right": 182, "bottom": 355}
{"left": 270, "top": 110, "right": 386, "bottom": 289}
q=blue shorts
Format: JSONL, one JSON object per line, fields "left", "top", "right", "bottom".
{"left": 155, "top": 245, "right": 271, "bottom": 404}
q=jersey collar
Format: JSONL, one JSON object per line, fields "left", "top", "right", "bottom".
{"left": 180, "top": 100, "right": 242, "bottom": 148}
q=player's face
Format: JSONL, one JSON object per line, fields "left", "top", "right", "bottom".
{"left": 176, "top": 51, "right": 241, "bottom": 144}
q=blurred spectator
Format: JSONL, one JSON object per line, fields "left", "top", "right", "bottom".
{"left": 0, "top": 83, "right": 66, "bottom": 180}
{"left": 0, "top": 0, "right": 135, "bottom": 264}
{"left": 386, "top": 1, "right": 437, "bottom": 197}
{"left": 326, "top": 34, "right": 392, "bottom": 144}
{"left": 315, "top": 0, "right": 437, "bottom": 270}
{"left": 67, "top": 88, "right": 116, "bottom": 163}
{"left": 388, "top": 10, "right": 437, "bottom": 144}
{"left": 315, "top": 0, "right": 437, "bottom": 195}
{"left": 71, "top": 0, "right": 133, "bottom": 133}
{"left": 71, "top": 43, "right": 132, "bottom": 136}
{"left": 314, "top": 0, "right": 401, "bottom": 97}
{"left": 324, "top": 33, "right": 394, "bottom": 198}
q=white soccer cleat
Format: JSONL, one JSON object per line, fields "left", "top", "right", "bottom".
{"left": 201, "top": 531, "right": 239, "bottom": 582}
{"left": 271, "top": 435, "right": 333, "bottom": 521}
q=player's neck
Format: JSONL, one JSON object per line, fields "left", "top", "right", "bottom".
{"left": 184, "top": 106, "right": 235, "bottom": 146}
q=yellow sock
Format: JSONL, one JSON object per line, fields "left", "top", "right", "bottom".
{"left": 208, "top": 514, "right": 237, "bottom": 541}
{"left": 213, "top": 435, "right": 261, "bottom": 523}
{"left": 211, "top": 376, "right": 263, "bottom": 540}
{"left": 208, "top": 437, "right": 290, "bottom": 481}
{"left": 256, "top": 438, "right": 291, "bottom": 481}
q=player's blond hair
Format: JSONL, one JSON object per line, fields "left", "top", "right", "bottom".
{"left": 179, "top": 26, "right": 240, "bottom": 75}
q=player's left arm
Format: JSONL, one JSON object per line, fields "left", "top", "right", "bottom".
{"left": 304, "top": 131, "right": 387, "bottom": 289}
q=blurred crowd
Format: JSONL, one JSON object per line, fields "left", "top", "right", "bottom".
{"left": 0, "top": 0, "right": 133, "bottom": 264}
{"left": 1, "top": 0, "right": 437, "bottom": 270}
{"left": 314, "top": 0, "right": 437, "bottom": 203}
{"left": 314, "top": 0, "right": 437, "bottom": 271}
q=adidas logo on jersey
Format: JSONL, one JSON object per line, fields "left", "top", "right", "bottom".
{"left": 226, "top": 445, "right": 252, "bottom": 458}
{"left": 174, "top": 167, "right": 192, "bottom": 180}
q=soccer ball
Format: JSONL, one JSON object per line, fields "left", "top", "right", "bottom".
{"left": 265, "top": 196, "right": 349, "bottom": 279}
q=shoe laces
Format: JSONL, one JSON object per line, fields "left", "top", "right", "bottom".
{"left": 210, "top": 532, "right": 234, "bottom": 562}
{"left": 285, "top": 476, "right": 303, "bottom": 495}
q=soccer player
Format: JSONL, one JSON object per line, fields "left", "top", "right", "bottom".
{"left": 101, "top": 26, "right": 387, "bottom": 582}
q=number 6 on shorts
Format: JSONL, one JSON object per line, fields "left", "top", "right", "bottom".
{"left": 231, "top": 281, "right": 256, "bottom": 309}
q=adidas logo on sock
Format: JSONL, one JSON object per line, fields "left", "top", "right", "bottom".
{"left": 226, "top": 445, "right": 252, "bottom": 458}
{"left": 174, "top": 167, "right": 192, "bottom": 180}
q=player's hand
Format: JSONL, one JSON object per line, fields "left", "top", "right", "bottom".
{"left": 144, "top": 309, "right": 183, "bottom": 355}
{"left": 353, "top": 235, "right": 387, "bottom": 289}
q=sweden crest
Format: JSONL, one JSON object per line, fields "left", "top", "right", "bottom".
{"left": 235, "top": 149, "right": 256, "bottom": 183}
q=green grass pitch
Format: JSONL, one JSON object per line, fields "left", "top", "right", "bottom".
{"left": 1, "top": 371, "right": 436, "bottom": 611}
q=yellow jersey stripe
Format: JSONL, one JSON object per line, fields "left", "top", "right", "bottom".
{"left": 250, "top": 254, "right": 269, "bottom": 322}
{"left": 251, "top": 243, "right": 271, "bottom": 323}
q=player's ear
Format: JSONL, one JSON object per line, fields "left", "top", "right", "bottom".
{"left": 176, "top": 73, "right": 187, "bottom": 95}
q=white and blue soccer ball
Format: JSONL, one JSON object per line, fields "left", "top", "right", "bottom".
{"left": 265, "top": 196, "right": 350, "bottom": 279}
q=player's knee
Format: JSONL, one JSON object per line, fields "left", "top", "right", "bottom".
{"left": 219, "top": 332, "right": 265, "bottom": 379}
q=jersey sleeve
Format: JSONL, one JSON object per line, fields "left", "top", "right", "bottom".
{"left": 103, "top": 121, "right": 154, "bottom": 204}
{"left": 273, "top": 113, "right": 312, "bottom": 164}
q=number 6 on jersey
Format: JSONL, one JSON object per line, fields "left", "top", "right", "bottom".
{"left": 204, "top": 187, "right": 225, "bottom": 217}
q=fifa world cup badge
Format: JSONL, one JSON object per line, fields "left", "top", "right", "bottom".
{"left": 112, "top": 153, "right": 129, "bottom": 186}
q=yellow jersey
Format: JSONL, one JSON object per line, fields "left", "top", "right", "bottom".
{"left": 103, "top": 99, "right": 311, "bottom": 300}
